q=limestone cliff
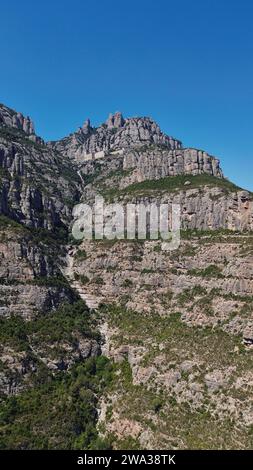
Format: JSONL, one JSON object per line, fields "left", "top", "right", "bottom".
{"left": 0, "top": 105, "right": 81, "bottom": 230}
{"left": 0, "top": 103, "right": 35, "bottom": 137}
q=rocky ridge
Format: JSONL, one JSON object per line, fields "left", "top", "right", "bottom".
{"left": 48, "top": 112, "right": 182, "bottom": 161}
{"left": 0, "top": 103, "right": 42, "bottom": 143}
{"left": 0, "top": 105, "right": 81, "bottom": 230}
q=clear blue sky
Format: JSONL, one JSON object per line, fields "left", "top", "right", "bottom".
{"left": 0, "top": 0, "right": 252, "bottom": 190}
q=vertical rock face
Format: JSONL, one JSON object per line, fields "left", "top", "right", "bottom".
{"left": 0, "top": 104, "right": 85, "bottom": 231}
{"left": 0, "top": 221, "right": 77, "bottom": 321}
{"left": 122, "top": 147, "right": 223, "bottom": 181}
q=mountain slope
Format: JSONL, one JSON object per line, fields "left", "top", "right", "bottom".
{"left": 0, "top": 103, "right": 252, "bottom": 450}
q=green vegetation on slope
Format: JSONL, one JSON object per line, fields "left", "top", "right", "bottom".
{"left": 0, "top": 213, "right": 68, "bottom": 245}
{"left": 0, "top": 300, "right": 96, "bottom": 356}
{"left": 0, "top": 301, "right": 114, "bottom": 450}
{"left": 101, "top": 174, "right": 248, "bottom": 200}
{"left": 0, "top": 356, "right": 113, "bottom": 450}
{"left": 0, "top": 215, "right": 27, "bottom": 232}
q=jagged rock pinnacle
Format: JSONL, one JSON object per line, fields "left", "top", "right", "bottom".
{"left": 0, "top": 104, "right": 35, "bottom": 136}
{"left": 82, "top": 118, "right": 91, "bottom": 129}
{"left": 106, "top": 112, "right": 124, "bottom": 129}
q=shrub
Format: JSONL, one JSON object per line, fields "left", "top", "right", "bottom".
{"left": 75, "top": 249, "right": 87, "bottom": 260}
{"left": 122, "top": 279, "right": 133, "bottom": 288}
{"left": 74, "top": 273, "right": 89, "bottom": 284}
{"left": 93, "top": 276, "right": 105, "bottom": 285}
{"left": 151, "top": 398, "right": 163, "bottom": 413}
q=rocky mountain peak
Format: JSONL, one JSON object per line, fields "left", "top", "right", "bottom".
{"left": 0, "top": 103, "right": 44, "bottom": 145}
{"left": 82, "top": 118, "right": 91, "bottom": 129}
{"left": 78, "top": 118, "right": 92, "bottom": 136}
{"left": 49, "top": 112, "right": 182, "bottom": 161}
{"left": 0, "top": 103, "right": 35, "bottom": 136}
{"left": 106, "top": 111, "right": 125, "bottom": 128}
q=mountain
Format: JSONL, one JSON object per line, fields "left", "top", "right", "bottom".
{"left": 0, "top": 103, "right": 252, "bottom": 450}
{"left": 48, "top": 112, "right": 182, "bottom": 161}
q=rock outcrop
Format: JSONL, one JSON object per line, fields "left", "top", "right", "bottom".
{"left": 112, "top": 187, "right": 253, "bottom": 232}
{"left": 76, "top": 156, "right": 251, "bottom": 232}
{"left": 69, "top": 235, "right": 253, "bottom": 327}
{"left": 49, "top": 113, "right": 182, "bottom": 162}
{"left": 122, "top": 147, "right": 223, "bottom": 179}
{"left": 0, "top": 104, "right": 35, "bottom": 136}
{"left": 106, "top": 111, "right": 125, "bottom": 129}
{"left": 0, "top": 223, "right": 76, "bottom": 319}
{"left": 0, "top": 123, "right": 81, "bottom": 230}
